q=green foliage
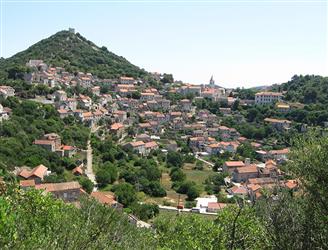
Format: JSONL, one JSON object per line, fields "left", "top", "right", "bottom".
{"left": 0, "top": 98, "right": 89, "bottom": 172}
{"left": 278, "top": 75, "right": 328, "bottom": 104}
{"left": 77, "top": 176, "right": 94, "bottom": 194}
{"left": 160, "top": 73, "right": 174, "bottom": 83}
{"left": 0, "top": 188, "right": 155, "bottom": 249}
{"left": 176, "top": 181, "right": 200, "bottom": 201}
{"left": 112, "top": 183, "right": 138, "bottom": 207}
{"left": 170, "top": 168, "right": 186, "bottom": 182}
{"left": 166, "top": 151, "right": 183, "bottom": 168}
{"left": 130, "top": 203, "right": 159, "bottom": 221}
{"left": 204, "top": 173, "right": 227, "bottom": 195}
{"left": 96, "top": 162, "right": 118, "bottom": 187}
{"left": 236, "top": 142, "right": 256, "bottom": 159}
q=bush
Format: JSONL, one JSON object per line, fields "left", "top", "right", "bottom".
{"left": 170, "top": 168, "right": 186, "bottom": 182}
{"left": 112, "top": 183, "right": 137, "bottom": 207}
{"left": 184, "top": 201, "right": 196, "bottom": 208}
{"left": 78, "top": 176, "right": 94, "bottom": 194}
{"left": 130, "top": 203, "right": 159, "bottom": 221}
{"left": 186, "top": 186, "right": 200, "bottom": 201}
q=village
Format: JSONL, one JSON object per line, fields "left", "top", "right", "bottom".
{"left": 0, "top": 59, "right": 311, "bottom": 224}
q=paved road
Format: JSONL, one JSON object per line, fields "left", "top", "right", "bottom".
{"left": 85, "top": 140, "right": 97, "bottom": 189}
{"left": 195, "top": 154, "right": 215, "bottom": 167}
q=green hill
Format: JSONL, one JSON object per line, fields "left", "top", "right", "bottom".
{"left": 273, "top": 75, "right": 328, "bottom": 104}
{"left": 0, "top": 30, "right": 147, "bottom": 79}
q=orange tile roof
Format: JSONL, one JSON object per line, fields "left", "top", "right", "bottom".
{"left": 225, "top": 161, "right": 245, "bottom": 167}
{"left": 36, "top": 181, "right": 81, "bottom": 192}
{"left": 91, "top": 191, "right": 117, "bottom": 205}
{"left": 235, "top": 165, "right": 258, "bottom": 173}
{"left": 207, "top": 202, "right": 227, "bottom": 209}
{"left": 20, "top": 179, "right": 36, "bottom": 187}
{"left": 145, "top": 141, "right": 158, "bottom": 148}
{"left": 130, "top": 141, "right": 145, "bottom": 147}
{"left": 111, "top": 123, "right": 124, "bottom": 130}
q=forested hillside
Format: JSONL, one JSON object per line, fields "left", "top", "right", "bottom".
{"left": 0, "top": 30, "right": 147, "bottom": 79}
{"left": 274, "top": 75, "right": 328, "bottom": 104}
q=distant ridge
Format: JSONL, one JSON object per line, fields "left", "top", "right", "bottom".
{"left": 0, "top": 29, "right": 147, "bottom": 79}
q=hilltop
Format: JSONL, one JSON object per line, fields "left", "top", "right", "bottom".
{"left": 0, "top": 29, "right": 147, "bottom": 79}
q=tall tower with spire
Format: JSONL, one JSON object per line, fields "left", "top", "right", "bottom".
{"left": 209, "top": 75, "right": 215, "bottom": 86}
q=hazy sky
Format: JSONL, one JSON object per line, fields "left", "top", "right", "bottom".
{"left": 1, "top": 0, "right": 327, "bottom": 88}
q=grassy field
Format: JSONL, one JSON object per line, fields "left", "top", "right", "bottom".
{"left": 144, "top": 163, "right": 215, "bottom": 206}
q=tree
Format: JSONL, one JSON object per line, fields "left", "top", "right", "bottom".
{"left": 186, "top": 186, "right": 200, "bottom": 201}
{"left": 112, "top": 183, "right": 137, "bottom": 207}
{"left": 0, "top": 187, "right": 155, "bottom": 249}
{"left": 236, "top": 143, "right": 256, "bottom": 159}
{"left": 166, "top": 151, "right": 183, "bottom": 168}
{"left": 160, "top": 73, "right": 174, "bottom": 84}
{"left": 78, "top": 176, "right": 94, "bottom": 194}
{"left": 205, "top": 173, "right": 227, "bottom": 194}
{"left": 130, "top": 203, "right": 159, "bottom": 221}
{"left": 170, "top": 168, "right": 186, "bottom": 182}
{"left": 95, "top": 163, "right": 117, "bottom": 187}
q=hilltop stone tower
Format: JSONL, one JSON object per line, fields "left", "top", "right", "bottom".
{"left": 68, "top": 28, "right": 75, "bottom": 34}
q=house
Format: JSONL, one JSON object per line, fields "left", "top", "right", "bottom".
{"left": 62, "top": 145, "right": 76, "bottom": 158}
{"left": 144, "top": 141, "right": 159, "bottom": 155}
{"left": 246, "top": 183, "right": 262, "bottom": 201}
{"left": 219, "top": 108, "right": 231, "bottom": 116}
{"left": 255, "top": 92, "right": 283, "bottom": 105}
{"left": 227, "top": 185, "right": 248, "bottom": 197}
{"left": 248, "top": 177, "right": 276, "bottom": 186}
{"left": 276, "top": 103, "right": 290, "bottom": 113}
{"left": 78, "top": 94, "right": 92, "bottom": 110}
{"left": 54, "top": 90, "right": 67, "bottom": 102}
{"left": 20, "top": 179, "right": 37, "bottom": 189}
{"left": 136, "top": 134, "right": 151, "bottom": 142}
{"left": 194, "top": 195, "right": 218, "bottom": 213}
{"left": 42, "top": 133, "right": 61, "bottom": 148}
{"left": 207, "top": 202, "right": 227, "bottom": 213}
{"left": 180, "top": 85, "right": 201, "bottom": 96}
{"left": 223, "top": 161, "right": 245, "bottom": 174}
{"left": 57, "top": 109, "right": 73, "bottom": 119}
{"left": 264, "top": 118, "right": 291, "bottom": 131}
{"left": 180, "top": 99, "right": 192, "bottom": 111}
{"left": 205, "top": 143, "right": 220, "bottom": 155}
{"left": 232, "top": 165, "right": 259, "bottom": 183}
{"left": 35, "top": 181, "right": 83, "bottom": 202}
{"left": 18, "top": 164, "right": 48, "bottom": 184}
{"left": 33, "top": 139, "right": 56, "bottom": 152}
{"left": 110, "top": 123, "right": 125, "bottom": 137}
{"left": 141, "top": 92, "right": 155, "bottom": 101}
{"left": 91, "top": 191, "right": 123, "bottom": 210}
{"left": 0, "top": 86, "right": 15, "bottom": 98}
{"left": 218, "top": 141, "right": 240, "bottom": 153}
{"left": 268, "top": 148, "right": 289, "bottom": 162}
{"left": 0, "top": 104, "right": 10, "bottom": 122}
{"left": 119, "top": 76, "right": 135, "bottom": 85}
{"left": 91, "top": 86, "right": 101, "bottom": 96}
{"left": 125, "top": 141, "right": 146, "bottom": 155}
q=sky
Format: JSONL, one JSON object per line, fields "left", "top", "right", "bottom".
{"left": 0, "top": 0, "right": 327, "bottom": 88}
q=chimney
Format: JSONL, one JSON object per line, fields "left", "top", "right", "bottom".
{"left": 245, "top": 158, "right": 251, "bottom": 166}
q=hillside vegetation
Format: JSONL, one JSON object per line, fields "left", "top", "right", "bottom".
{"left": 1, "top": 133, "right": 328, "bottom": 249}
{"left": 274, "top": 75, "right": 328, "bottom": 104}
{"left": 0, "top": 30, "right": 147, "bottom": 79}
